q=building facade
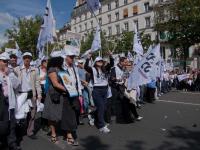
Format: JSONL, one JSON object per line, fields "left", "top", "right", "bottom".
{"left": 67, "top": 0, "right": 173, "bottom": 59}
{"left": 71, "top": 0, "right": 157, "bottom": 41}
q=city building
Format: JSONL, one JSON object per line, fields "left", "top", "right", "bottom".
{"left": 69, "top": 0, "right": 173, "bottom": 59}
{"left": 57, "top": 23, "right": 82, "bottom": 47}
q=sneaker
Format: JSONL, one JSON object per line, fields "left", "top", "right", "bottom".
{"left": 89, "top": 120, "right": 94, "bottom": 126}
{"left": 99, "top": 126, "right": 111, "bottom": 134}
{"left": 136, "top": 116, "right": 143, "bottom": 121}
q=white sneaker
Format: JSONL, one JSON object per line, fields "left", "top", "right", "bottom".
{"left": 89, "top": 119, "right": 95, "bottom": 126}
{"left": 136, "top": 116, "right": 143, "bottom": 121}
{"left": 99, "top": 126, "right": 111, "bottom": 134}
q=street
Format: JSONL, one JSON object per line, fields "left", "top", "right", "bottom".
{"left": 20, "top": 91, "right": 200, "bottom": 150}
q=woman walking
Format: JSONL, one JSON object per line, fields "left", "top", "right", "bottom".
{"left": 43, "top": 56, "right": 66, "bottom": 144}
{"left": 84, "top": 52, "right": 114, "bottom": 133}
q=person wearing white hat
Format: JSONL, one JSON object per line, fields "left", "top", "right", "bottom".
{"left": 14, "top": 52, "right": 42, "bottom": 138}
{"left": 57, "top": 49, "right": 82, "bottom": 146}
{"left": 84, "top": 51, "right": 114, "bottom": 134}
{"left": 0, "top": 52, "right": 21, "bottom": 150}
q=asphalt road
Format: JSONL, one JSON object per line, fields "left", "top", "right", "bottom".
{"left": 6, "top": 91, "right": 200, "bottom": 150}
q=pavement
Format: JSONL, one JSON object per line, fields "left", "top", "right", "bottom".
{"left": 3, "top": 91, "right": 200, "bottom": 150}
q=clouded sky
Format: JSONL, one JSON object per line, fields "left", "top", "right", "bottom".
{"left": 0, "top": 0, "right": 76, "bottom": 46}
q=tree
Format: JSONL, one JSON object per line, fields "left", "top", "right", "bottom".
{"left": 115, "top": 31, "right": 154, "bottom": 54}
{"left": 80, "top": 30, "right": 113, "bottom": 56}
{"left": 81, "top": 29, "right": 154, "bottom": 57}
{"left": 154, "top": 0, "right": 200, "bottom": 70}
{"left": 3, "top": 15, "right": 43, "bottom": 59}
{"left": 80, "top": 31, "right": 94, "bottom": 54}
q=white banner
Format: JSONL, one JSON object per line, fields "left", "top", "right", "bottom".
{"left": 127, "top": 44, "right": 161, "bottom": 90}
{"left": 177, "top": 74, "right": 190, "bottom": 81}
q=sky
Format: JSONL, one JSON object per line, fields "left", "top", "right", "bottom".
{"left": 0, "top": 0, "right": 76, "bottom": 46}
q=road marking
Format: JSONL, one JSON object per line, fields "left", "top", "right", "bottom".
{"left": 171, "top": 91, "right": 200, "bottom": 95}
{"left": 157, "top": 99, "right": 200, "bottom": 106}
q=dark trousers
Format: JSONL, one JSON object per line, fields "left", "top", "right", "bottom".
{"left": 146, "top": 87, "right": 156, "bottom": 103}
{"left": 129, "top": 103, "right": 139, "bottom": 118}
{"left": 111, "top": 87, "right": 123, "bottom": 123}
{"left": 104, "top": 98, "right": 112, "bottom": 123}
{"left": 92, "top": 87, "right": 108, "bottom": 129}
{"left": 0, "top": 100, "right": 18, "bottom": 149}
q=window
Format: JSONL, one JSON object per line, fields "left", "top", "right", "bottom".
{"left": 85, "top": 23, "right": 87, "bottom": 30}
{"left": 85, "top": 13, "right": 87, "bottom": 19}
{"left": 108, "top": 3, "right": 111, "bottom": 11}
{"left": 133, "top": 5, "right": 138, "bottom": 15}
{"left": 124, "top": 0, "right": 128, "bottom": 5}
{"left": 115, "top": 12, "right": 119, "bottom": 21}
{"left": 115, "top": 0, "right": 119, "bottom": 8}
{"left": 108, "top": 14, "right": 111, "bottom": 23}
{"left": 145, "top": 17, "right": 151, "bottom": 28}
{"left": 116, "top": 24, "right": 120, "bottom": 35}
{"left": 134, "top": 20, "right": 139, "bottom": 30}
{"left": 123, "top": 8, "right": 128, "bottom": 18}
{"left": 74, "top": 27, "right": 77, "bottom": 33}
{"left": 99, "top": 18, "right": 102, "bottom": 25}
{"left": 108, "top": 26, "right": 112, "bottom": 36}
{"left": 144, "top": 2, "right": 150, "bottom": 12}
{"left": 91, "top": 20, "right": 93, "bottom": 28}
{"left": 79, "top": 25, "right": 82, "bottom": 32}
{"left": 124, "top": 22, "right": 129, "bottom": 31}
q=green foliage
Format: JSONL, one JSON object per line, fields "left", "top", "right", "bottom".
{"left": 81, "top": 30, "right": 154, "bottom": 57}
{"left": 3, "top": 15, "right": 43, "bottom": 59}
{"left": 154, "top": 0, "right": 200, "bottom": 70}
{"left": 115, "top": 31, "right": 154, "bottom": 54}
{"left": 154, "top": 0, "right": 200, "bottom": 51}
{"left": 80, "top": 31, "right": 94, "bottom": 54}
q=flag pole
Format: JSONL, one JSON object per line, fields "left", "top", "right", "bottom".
{"left": 87, "top": 2, "right": 109, "bottom": 57}
{"left": 47, "top": 40, "right": 49, "bottom": 58}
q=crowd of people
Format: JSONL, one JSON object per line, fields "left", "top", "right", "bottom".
{"left": 0, "top": 49, "right": 200, "bottom": 150}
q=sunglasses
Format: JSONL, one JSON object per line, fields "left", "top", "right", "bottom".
{"left": 23, "top": 56, "right": 32, "bottom": 59}
{"left": 0, "top": 60, "right": 8, "bottom": 63}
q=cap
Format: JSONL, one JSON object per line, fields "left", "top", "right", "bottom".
{"left": 93, "top": 56, "right": 103, "bottom": 66}
{"left": 23, "top": 52, "right": 32, "bottom": 58}
{"left": 0, "top": 52, "right": 10, "bottom": 60}
{"left": 94, "top": 56, "right": 103, "bottom": 62}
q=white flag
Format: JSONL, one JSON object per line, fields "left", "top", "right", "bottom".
{"left": 133, "top": 25, "right": 143, "bottom": 55}
{"left": 81, "top": 49, "right": 91, "bottom": 58}
{"left": 134, "top": 54, "right": 142, "bottom": 65}
{"left": 37, "top": 0, "right": 56, "bottom": 54}
{"left": 127, "top": 51, "right": 134, "bottom": 62}
{"left": 127, "top": 44, "right": 161, "bottom": 90}
{"left": 15, "top": 41, "right": 20, "bottom": 50}
{"left": 86, "top": 0, "right": 101, "bottom": 12}
{"left": 91, "top": 25, "right": 101, "bottom": 52}
{"left": 15, "top": 41, "right": 23, "bottom": 65}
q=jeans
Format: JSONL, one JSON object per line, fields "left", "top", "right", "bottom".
{"left": 82, "top": 88, "right": 90, "bottom": 113}
{"left": 92, "top": 87, "right": 108, "bottom": 128}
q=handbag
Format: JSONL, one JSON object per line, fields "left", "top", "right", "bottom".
{"left": 50, "top": 89, "right": 61, "bottom": 104}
